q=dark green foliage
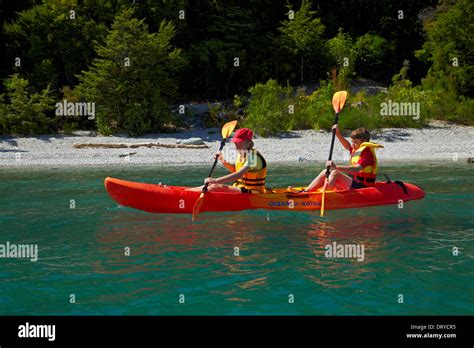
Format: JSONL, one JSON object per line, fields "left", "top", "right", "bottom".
{"left": 0, "top": 0, "right": 471, "bottom": 135}
{"left": 243, "top": 79, "right": 293, "bottom": 136}
{"left": 0, "top": 74, "right": 55, "bottom": 135}
{"left": 278, "top": 0, "right": 329, "bottom": 85}
{"left": 75, "top": 8, "right": 186, "bottom": 135}
{"left": 416, "top": 0, "right": 474, "bottom": 98}
{"left": 3, "top": 1, "right": 111, "bottom": 93}
{"left": 353, "top": 34, "right": 395, "bottom": 83}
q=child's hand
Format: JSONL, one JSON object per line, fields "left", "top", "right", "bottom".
{"left": 326, "top": 160, "right": 337, "bottom": 170}
{"left": 332, "top": 124, "right": 339, "bottom": 131}
{"left": 214, "top": 152, "right": 224, "bottom": 162}
{"left": 204, "top": 177, "right": 217, "bottom": 185}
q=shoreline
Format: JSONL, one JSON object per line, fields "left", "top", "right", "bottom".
{"left": 1, "top": 122, "right": 473, "bottom": 168}
{"left": 2, "top": 160, "right": 470, "bottom": 172}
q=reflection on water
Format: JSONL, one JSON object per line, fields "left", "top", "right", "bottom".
{"left": 1, "top": 163, "right": 473, "bottom": 314}
{"left": 90, "top": 204, "right": 461, "bottom": 309}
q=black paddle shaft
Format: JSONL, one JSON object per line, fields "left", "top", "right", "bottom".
{"left": 325, "top": 113, "right": 340, "bottom": 177}
{"left": 203, "top": 139, "right": 226, "bottom": 192}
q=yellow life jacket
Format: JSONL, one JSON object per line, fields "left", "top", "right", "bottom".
{"left": 233, "top": 149, "right": 267, "bottom": 193}
{"left": 349, "top": 142, "right": 384, "bottom": 186}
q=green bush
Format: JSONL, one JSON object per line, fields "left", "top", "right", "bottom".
{"left": 0, "top": 99, "right": 10, "bottom": 134}
{"left": 296, "top": 80, "right": 335, "bottom": 130}
{"left": 381, "top": 80, "right": 427, "bottom": 128}
{"left": 382, "top": 78, "right": 473, "bottom": 127}
{"left": 353, "top": 34, "right": 395, "bottom": 82}
{"left": 242, "top": 77, "right": 474, "bottom": 136}
{"left": 422, "top": 90, "right": 474, "bottom": 125}
{"left": 340, "top": 101, "right": 385, "bottom": 131}
{"left": 327, "top": 29, "right": 356, "bottom": 88}
{"left": 0, "top": 74, "right": 55, "bottom": 135}
{"left": 452, "top": 97, "right": 474, "bottom": 125}
{"left": 415, "top": 0, "right": 473, "bottom": 98}
{"left": 243, "top": 79, "right": 293, "bottom": 136}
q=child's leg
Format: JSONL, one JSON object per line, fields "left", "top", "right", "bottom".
{"left": 186, "top": 184, "right": 241, "bottom": 192}
{"left": 327, "top": 170, "right": 353, "bottom": 191}
{"left": 305, "top": 170, "right": 327, "bottom": 192}
{"left": 206, "top": 184, "right": 242, "bottom": 193}
{"left": 186, "top": 186, "right": 204, "bottom": 192}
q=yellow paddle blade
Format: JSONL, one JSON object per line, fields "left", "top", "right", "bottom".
{"left": 332, "top": 91, "right": 348, "bottom": 113}
{"left": 192, "top": 192, "right": 205, "bottom": 221}
{"left": 221, "top": 120, "right": 238, "bottom": 139}
{"left": 320, "top": 180, "right": 328, "bottom": 217}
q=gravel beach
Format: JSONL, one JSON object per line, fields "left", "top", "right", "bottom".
{"left": 1, "top": 122, "right": 473, "bottom": 168}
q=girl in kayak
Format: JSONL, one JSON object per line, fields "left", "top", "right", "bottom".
{"left": 191, "top": 128, "right": 267, "bottom": 193}
{"left": 303, "top": 125, "right": 383, "bottom": 192}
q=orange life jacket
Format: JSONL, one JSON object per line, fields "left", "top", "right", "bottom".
{"left": 233, "top": 149, "right": 267, "bottom": 193}
{"left": 349, "top": 142, "right": 383, "bottom": 186}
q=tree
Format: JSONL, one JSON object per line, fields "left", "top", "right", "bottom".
{"left": 183, "top": 1, "right": 264, "bottom": 99}
{"left": 327, "top": 28, "right": 356, "bottom": 87}
{"left": 75, "top": 8, "right": 186, "bottom": 135}
{"left": 0, "top": 74, "right": 55, "bottom": 135}
{"left": 416, "top": 0, "right": 473, "bottom": 97}
{"left": 278, "top": 0, "right": 328, "bottom": 84}
{"left": 353, "top": 33, "right": 395, "bottom": 83}
{"left": 3, "top": 1, "right": 112, "bottom": 94}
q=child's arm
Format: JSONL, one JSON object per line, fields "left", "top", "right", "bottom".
{"left": 222, "top": 160, "right": 236, "bottom": 172}
{"left": 215, "top": 152, "right": 236, "bottom": 172}
{"left": 206, "top": 166, "right": 249, "bottom": 184}
{"left": 333, "top": 125, "right": 351, "bottom": 151}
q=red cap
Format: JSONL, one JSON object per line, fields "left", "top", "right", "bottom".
{"left": 231, "top": 128, "right": 253, "bottom": 143}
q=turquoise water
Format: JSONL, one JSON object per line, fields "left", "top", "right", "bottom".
{"left": 0, "top": 163, "right": 473, "bottom": 315}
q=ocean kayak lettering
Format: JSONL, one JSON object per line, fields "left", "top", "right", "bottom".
{"left": 301, "top": 201, "right": 320, "bottom": 207}
{"left": 269, "top": 201, "right": 294, "bottom": 207}
{"left": 268, "top": 201, "right": 321, "bottom": 207}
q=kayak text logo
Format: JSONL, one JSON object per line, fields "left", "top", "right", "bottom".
{"left": 18, "top": 322, "right": 56, "bottom": 341}
{"left": 0, "top": 241, "right": 38, "bottom": 262}
{"left": 324, "top": 242, "right": 365, "bottom": 262}
{"left": 380, "top": 99, "right": 420, "bottom": 120}
{"left": 55, "top": 99, "right": 95, "bottom": 120}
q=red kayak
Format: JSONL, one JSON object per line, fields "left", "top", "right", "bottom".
{"left": 104, "top": 177, "right": 425, "bottom": 215}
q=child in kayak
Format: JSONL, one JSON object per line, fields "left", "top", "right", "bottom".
{"left": 303, "top": 126, "right": 383, "bottom": 192}
{"left": 193, "top": 128, "right": 267, "bottom": 193}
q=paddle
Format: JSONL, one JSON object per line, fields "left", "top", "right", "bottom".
{"left": 192, "top": 120, "right": 238, "bottom": 221}
{"left": 320, "top": 91, "right": 348, "bottom": 217}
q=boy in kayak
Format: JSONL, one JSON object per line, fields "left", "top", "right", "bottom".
{"left": 192, "top": 128, "right": 267, "bottom": 193}
{"left": 303, "top": 126, "right": 383, "bottom": 192}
